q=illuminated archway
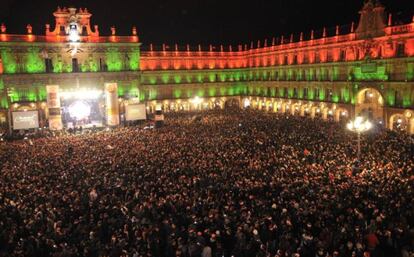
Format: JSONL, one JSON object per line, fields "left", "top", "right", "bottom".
{"left": 301, "top": 104, "right": 312, "bottom": 117}
{"left": 335, "top": 108, "right": 349, "bottom": 122}
{"left": 405, "top": 111, "right": 414, "bottom": 135}
{"left": 224, "top": 98, "right": 239, "bottom": 109}
{"left": 389, "top": 113, "right": 406, "bottom": 132}
{"left": 311, "top": 106, "right": 323, "bottom": 119}
{"left": 292, "top": 103, "right": 301, "bottom": 116}
{"left": 325, "top": 108, "right": 335, "bottom": 121}
{"left": 16, "top": 104, "right": 37, "bottom": 112}
{"left": 355, "top": 88, "right": 384, "bottom": 122}
{"left": 265, "top": 100, "right": 273, "bottom": 111}
{"left": 0, "top": 112, "right": 6, "bottom": 125}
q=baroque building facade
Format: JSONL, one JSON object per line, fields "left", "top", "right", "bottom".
{"left": 0, "top": 1, "right": 414, "bottom": 133}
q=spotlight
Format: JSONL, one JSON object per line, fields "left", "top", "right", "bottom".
{"left": 69, "top": 101, "right": 91, "bottom": 120}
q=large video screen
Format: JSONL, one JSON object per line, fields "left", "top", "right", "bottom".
{"left": 126, "top": 104, "right": 147, "bottom": 121}
{"left": 12, "top": 111, "right": 39, "bottom": 130}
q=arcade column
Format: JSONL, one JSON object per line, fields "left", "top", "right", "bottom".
{"left": 46, "top": 85, "right": 63, "bottom": 130}
{"left": 104, "top": 83, "right": 120, "bottom": 126}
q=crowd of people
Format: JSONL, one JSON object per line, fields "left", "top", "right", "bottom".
{"left": 0, "top": 109, "right": 413, "bottom": 257}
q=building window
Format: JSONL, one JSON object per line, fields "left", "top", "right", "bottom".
{"left": 293, "top": 88, "right": 298, "bottom": 98}
{"left": 315, "top": 88, "right": 320, "bottom": 99}
{"left": 99, "top": 58, "right": 107, "bottom": 72}
{"left": 303, "top": 54, "right": 308, "bottom": 64}
{"left": 303, "top": 88, "right": 308, "bottom": 98}
{"left": 82, "top": 26, "right": 88, "bottom": 36}
{"left": 59, "top": 26, "right": 66, "bottom": 36}
{"left": 45, "top": 58, "right": 53, "bottom": 73}
{"left": 395, "top": 90, "right": 402, "bottom": 107}
{"left": 327, "top": 89, "right": 333, "bottom": 101}
{"left": 72, "top": 58, "right": 79, "bottom": 72}
{"left": 327, "top": 51, "right": 333, "bottom": 62}
{"left": 396, "top": 43, "right": 405, "bottom": 57}
{"left": 315, "top": 53, "right": 320, "bottom": 63}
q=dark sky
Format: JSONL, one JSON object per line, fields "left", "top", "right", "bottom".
{"left": 0, "top": 0, "right": 412, "bottom": 47}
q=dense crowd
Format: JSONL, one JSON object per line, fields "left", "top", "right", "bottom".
{"left": 0, "top": 109, "right": 413, "bottom": 257}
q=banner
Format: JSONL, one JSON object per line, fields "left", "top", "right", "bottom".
{"left": 105, "top": 83, "right": 120, "bottom": 126}
{"left": 46, "top": 85, "right": 63, "bottom": 130}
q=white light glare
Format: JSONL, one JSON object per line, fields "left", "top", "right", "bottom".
{"left": 347, "top": 116, "right": 372, "bottom": 133}
{"left": 191, "top": 96, "right": 203, "bottom": 105}
{"left": 61, "top": 89, "right": 103, "bottom": 100}
{"left": 69, "top": 101, "right": 91, "bottom": 120}
{"left": 243, "top": 99, "right": 251, "bottom": 108}
{"left": 69, "top": 24, "right": 80, "bottom": 42}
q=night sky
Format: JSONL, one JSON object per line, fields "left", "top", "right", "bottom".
{"left": 0, "top": 0, "right": 411, "bottom": 47}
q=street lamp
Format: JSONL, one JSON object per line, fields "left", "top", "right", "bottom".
{"left": 347, "top": 116, "right": 372, "bottom": 159}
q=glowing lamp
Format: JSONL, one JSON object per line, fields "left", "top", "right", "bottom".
{"left": 243, "top": 99, "right": 251, "bottom": 108}
{"left": 191, "top": 96, "right": 203, "bottom": 105}
{"left": 347, "top": 117, "right": 372, "bottom": 133}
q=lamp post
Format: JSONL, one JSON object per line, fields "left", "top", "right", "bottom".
{"left": 347, "top": 116, "right": 372, "bottom": 160}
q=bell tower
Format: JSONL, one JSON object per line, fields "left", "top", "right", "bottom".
{"left": 45, "top": 7, "right": 99, "bottom": 38}
{"left": 356, "top": 0, "right": 386, "bottom": 39}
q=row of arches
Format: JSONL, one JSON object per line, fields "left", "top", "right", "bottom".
{"left": 144, "top": 96, "right": 351, "bottom": 123}
{"left": 243, "top": 97, "right": 350, "bottom": 122}
{"left": 389, "top": 111, "right": 414, "bottom": 134}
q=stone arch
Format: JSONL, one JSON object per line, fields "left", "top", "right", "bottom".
{"left": 280, "top": 102, "right": 288, "bottom": 113}
{"left": 0, "top": 112, "right": 6, "bottom": 125}
{"left": 335, "top": 108, "right": 349, "bottom": 122}
{"left": 355, "top": 87, "right": 384, "bottom": 122}
{"left": 292, "top": 103, "right": 301, "bottom": 116}
{"left": 311, "top": 106, "right": 323, "bottom": 119}
{"left": 250, "top": 98, "right": 258, "bottom": 109}
{"left": 404, "top": 110, "right": 414, "bottom": 134}
{"left": 274, "top": 100, "right": 283, "bottom": 113}
{"left": 389, "top": 113, "right": 409, "bottom": 133}
{"left": 242, "top": 98, "right": 251, "bottom": 108}
{"left": 267, "top": 98, "right": 273, "bottom": 110}
{"left": 224, "top": 98, "right": 239, "bottom": 109}
{"left": 301, "top": 104, "right": 312, "bottom": 117}
{"left": 16, "top": 104, "right": 37, "bottom": 112}
{"left": 322, "top": 107, "right": 335, "bottom": 121}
